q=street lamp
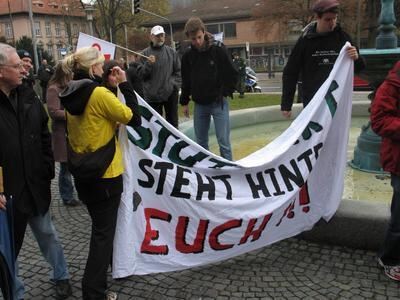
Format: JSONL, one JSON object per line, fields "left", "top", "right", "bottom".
{"left": 84, "top": 5, "right": 95, "bottom": 36}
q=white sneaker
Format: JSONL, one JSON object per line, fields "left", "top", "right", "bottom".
{"left": 378, "top": 258, "right": 400, "bottom": 282}
{"left": 105, "top": 291, "right": 118, "bottom": 300}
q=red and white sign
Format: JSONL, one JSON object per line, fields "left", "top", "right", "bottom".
{"left": 76, "top": 32, "right": 115, "bottom": 60}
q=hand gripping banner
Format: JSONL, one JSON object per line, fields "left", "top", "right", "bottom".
{"left": 113, "top": 43, "right": 354, "bottom": 277}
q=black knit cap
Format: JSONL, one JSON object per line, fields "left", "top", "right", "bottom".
{"left": 17, "top": 49, "right": 32, "bottom": 59}
{"left": 312, "top": 0, "right": 339, "bottom": 13}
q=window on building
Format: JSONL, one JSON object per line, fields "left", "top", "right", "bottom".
{"left": 34, "top": 21, "right": 42, "bottom": 36}
{"left": 33, "top": 0, "right": 44, "bottom": 7}
{"left": 5, "top": 23, "right": 13, "bottom": 38}
{"left": 223, "top": 23, "right": 236, "bottom": 38}
{"left": 205, "top": 22, "right": 237, "bottom": 38}
{"left": 45, "top": 21, "right": 52, "bottom": 36}
{"left": 72, "top": 24, "right": 79, "bottom": 36}
{"left": 47, "top": 44, "right": 53, "bottom": 55}
{"left": 250, "top": 47, "right": 262, "bottom": 56}
{"left": 80, "top": 23, "right": 87, "bottom": 34}
{"left": 55, "top": 22, "right": 61, "bottom": 36}
{"left": 284, "top": 47, "right": 290, "bottom": 56}
{"left": 206, "top": 24, "right": 219, "bottom": 34}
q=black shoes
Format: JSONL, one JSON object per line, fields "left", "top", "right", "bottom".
{"left": 63, "top": 199, "right": 81, "bottom": 206}
{"left": 55, "top": 279, "right": 72, "bottom": 299}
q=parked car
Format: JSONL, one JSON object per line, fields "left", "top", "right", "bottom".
{"left": 353, "top": 75, "right": 373, "bottom": 91}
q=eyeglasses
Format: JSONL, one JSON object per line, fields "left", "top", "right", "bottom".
{"left": 0, "top": 63, "right": 24, "bottom": 70}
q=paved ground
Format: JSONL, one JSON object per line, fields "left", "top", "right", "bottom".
{"left": 10, "top": 170, "right": 400, "bottom": 300}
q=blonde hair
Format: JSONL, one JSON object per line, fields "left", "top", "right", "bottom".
{"left": 61, "top": 46, "right": 105, "bottom": 78}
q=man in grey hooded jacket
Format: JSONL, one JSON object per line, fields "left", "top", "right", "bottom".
{"left": 139, "top": 25, "right": 181, "bottom": 128}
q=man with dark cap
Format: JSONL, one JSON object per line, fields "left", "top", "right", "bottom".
{"left": 17, "top": 50, "right": 36, "bottom": 88}
{"left": 281, "top": 0, "right": 365, "bottom": 118}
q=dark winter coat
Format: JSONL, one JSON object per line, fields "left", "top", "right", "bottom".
{"left": 281, "top": 22, "right": 365, "bottom": 110}
{"left": 38, "top": 64, "right": 53, "bottom": 86}
{"left": 127, "top": 62, "right": 144, "bottom": 98}
{"left": 180, "top": 33, "right": 238, "bottom": 106}
{"left": 370, "top": 61, "right": 400, "bottom": 176}
{"left": 0, "top": 85, "right": 54, "bottom": 216}
{"left": 47, "top": 84, "right": 67, "bottom": 162}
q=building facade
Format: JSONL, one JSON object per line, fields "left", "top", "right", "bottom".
{"left": 0, "top": 0, "right": 89, "bottom": 61}
{"left": 146, "top": 0, "right": 301, "bottom": 72}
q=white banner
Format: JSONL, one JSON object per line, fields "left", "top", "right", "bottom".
{"left": 213, "top": 32, "right": 224, "bottom": 43}
{"left": 113, "top": 43, "right": 354, "bottom": 277}
{"left": 76, "top": 32, "right": 116, "bottom": 60}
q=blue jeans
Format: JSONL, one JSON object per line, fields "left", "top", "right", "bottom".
{"left": 379, "top": 173, "right": 400, "bottom": 266}
{"left": 15, "top": 211, "right": 69, "bottom": 299}
{"left": 59, "top": 162, "right": 74, "bottom": 203}
{"left": 193, "top": 98, "right": 232, "bottom": 160}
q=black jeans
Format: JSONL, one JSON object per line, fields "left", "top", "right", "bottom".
{"left": 149, "top": 89, "right": 179, "bottom": 128}
{"left": 380, "top": 173, "right": 400, "bottom": 266}
{"left": 75, "top": 176, "right": 122, "bottom": 300}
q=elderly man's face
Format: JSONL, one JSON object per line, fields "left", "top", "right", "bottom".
{"left": 150, "top": 33, "right": 165, "bottom": 47}
{"left": 0, "top": 51, "right": 26, "bottom": 89}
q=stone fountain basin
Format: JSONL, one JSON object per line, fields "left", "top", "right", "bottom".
{"left": 180, "top": 101, "right": 389, "bottom": 250}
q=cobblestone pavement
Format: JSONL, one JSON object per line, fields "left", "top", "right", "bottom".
{"left": 10, "top": 170, "right": 400, "bottom": 300}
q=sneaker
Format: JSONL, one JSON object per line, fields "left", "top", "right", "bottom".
{"left": 63, "top": 199, "right": 80, "bottom": 207}
{"left": 378, "top": 258, "right": 400, "bottom": 281}
{"left": 105, "top": 291, "right": 118, "bottom": 300}
{"left": 55, "top": 279, "right": 72, "bottom": 299}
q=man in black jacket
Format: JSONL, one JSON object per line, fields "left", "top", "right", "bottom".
{"left": 0, "top": 44, "right": 71, "bottom": 298}
{"left": 180, "top": 17, "right": 238, "bottom": 160}
{"left": 38, "top": 58, "right": 53, "bottom": 103}
{"left": 281, "top": 0, "right": 365, "bottom": 118}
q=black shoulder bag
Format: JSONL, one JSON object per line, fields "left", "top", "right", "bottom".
{"left": 65, "top": 114, "right": 116, "bottom": 180}
{"left": 66, "top": 135, "right": 116, "bottom": 180}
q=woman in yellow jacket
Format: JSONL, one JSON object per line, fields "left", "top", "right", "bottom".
{"left": 59, "top": 47, "right": 141, "bottom": 300}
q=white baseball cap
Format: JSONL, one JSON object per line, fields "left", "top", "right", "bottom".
{"left": 151, "top": 25, "right": 165, "bottom": 36}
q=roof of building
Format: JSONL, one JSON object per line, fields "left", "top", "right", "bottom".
{"left": 144, "top": 0, "right": 264, "bottom": 26}
{"left": 0, "top": 0, "right": 85, "bottom": 17}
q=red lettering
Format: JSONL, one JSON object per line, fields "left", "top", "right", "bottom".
{"left": 275, "top": 201, "right": 295, "bottom": 226}
{"left": 140, "top": 208, "right": 171, "bottom": 255}
{"left": 239, "top": 213, "right": 273, "bottom": 245}
{"left": 209, "top": 219, "right": 242, "bottom": 251}
{"left": 175, "top": 216, "right": 209, "bottom": 253}
{"left": 299, "top": 183, "right": 310, "bottom": 213}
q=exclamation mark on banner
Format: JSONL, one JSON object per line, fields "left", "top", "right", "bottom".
{"left": 299, "top": 183, "right": 310, "bottom": 213}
